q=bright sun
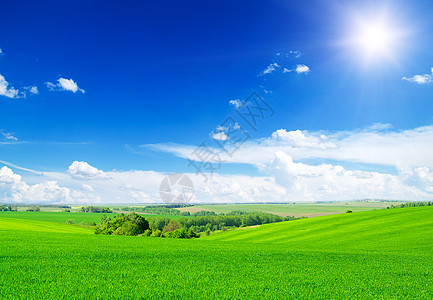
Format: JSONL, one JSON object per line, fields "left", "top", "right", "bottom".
{"left": 356, "top": 22, "right": 393, "bottom": 56}
{"left": 345, "top": 12, "right": 406, "bottom": 64}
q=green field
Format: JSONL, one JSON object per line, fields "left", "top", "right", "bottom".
{"left": 1, "top": 206, "right": 432, "bottom": 299}
{"left": 180, "top": 201, "right": 403, "bottom": 217}
{"left": 0, "top": 211, "right": 188, "bottom": 225}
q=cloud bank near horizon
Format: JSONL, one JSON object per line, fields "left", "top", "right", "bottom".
{"left": 1, "top": 123, "right": 433, "bottom": 204}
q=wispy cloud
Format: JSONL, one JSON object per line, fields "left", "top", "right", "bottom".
{"left": 153, "top": 124, "right": 433, "bottom": 170}
{"left": 24, "top": 86, "right": 39, "bottom": 95}
{"left": 261, "top": 62, "right": 280, "bottom": 75}
{"left": 288, "top": 50, "right": 301, "bottom": 58}
{"left": 46, "top": 78, "right": 85, "bottom": 93}
{"left": 402, "top": 68, "right": 433, "bottom": 84}
{"left": 1, "top": 130, "right": 18, "bottom": 141}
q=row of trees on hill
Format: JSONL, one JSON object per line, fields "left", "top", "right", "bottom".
{"left": 390, "top": 201, "right": 433, "bottom": 209}
{"left": 121, "top": 205, "right": 191, "bottom": 216}
{"left": 80, "top": 206, "right": 113, "bottom": 213}
{"left": 0, "top": 205, "right": 15, "bottom": 211}
{"left": 176, "top": 211, "right": 297, "bottom": 232}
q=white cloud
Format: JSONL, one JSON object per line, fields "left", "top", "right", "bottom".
{"left": 261, "top": 62, "right": 280, "bottom": 75}
{"left": 288, "top": 50, "right": 301, "bottom": 58}
{"left": 4, "top": 123, "right": 433, "bottom": 204}
{"left": 229, "top": 99, "right": 243, "bottom": 109}
{"left": 282, "top": 65, "right": 310, "bottom": 74}
{"left": 81, "top": 184, "right": 94, "bottom": 192}
{"left": 30, "top": 86, "right": 38, "bottom": 94}
{"left": 0, "top": 74, "right": 20, "bottom": 98}
{"left": 402, "top": 68, "right": 433, "bottom": 84}
{"left": 295, "top": 64, "right": 310, "bottom": 74}
{"left": 149, "top": 123, "right": 433, "bottom": 201}
{"left": 46, "top": 78, "right": 85, "bottom": 93}
{"left": 0, "top": 48, "right": 3, "bottom": 55}
{"left": 1, "top": 130, "right": 18, "bottom": 141}
{"left": 0, "top": 166, "right": 76, "bottom": 204}
{"left": 24, "top": 86, "right": 39, "bottom": 95}
{"left": 210, "top": 132, "right": 229, "bottom": 141}
{"left": 67, "top": 161, "right": 110, "bottom": 180}
{"left": 268, "top": 151, "right": 428, "bottom": 201}
{"left": 271, "top": 129, "right": 336, "bottom": 149}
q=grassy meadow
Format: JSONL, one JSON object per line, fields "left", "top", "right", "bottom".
{"left": 1, "top": 205, "right": 432, "bottom": 299}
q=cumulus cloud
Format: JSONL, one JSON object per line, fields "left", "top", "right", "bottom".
{"left": 67, "top": 161, "right": 110, "bottom": 180}
{"left": 210, "top": 131, "right": 229, "bottom": 141}
{"left": 46, "top": 78, "right": 85, "bottom": 93}
{"left": 0, "top": 74, "right": 21, "bottom": 98}
{"left": 268, "top": 151, "right": 429, "bottom": 201}
{"left": 0, "top": 166, "right": 75, "bottom": 203}
{"left": 0, "top": 48, "right": 3, "bottom": 55}
{"left": 229, "top": 99, "right": 243, "bottom": 109}
{"left": 402, "top": 68, "right": 433, "bottom": 84}
{"left": 148, "top": 123, "right": 433, "bottom": 201}
{"left": 295, "top": 64, "right": 310, "bottom": 74}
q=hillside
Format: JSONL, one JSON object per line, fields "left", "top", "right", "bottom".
{"left": 206, "top": 206, "right": 433, "bottom": 253}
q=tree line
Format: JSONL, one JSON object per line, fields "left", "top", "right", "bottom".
{"left": 80, "top": 206, "right": 113, "bottom": 213}
{"left": 120, "top": 205, "right": 191, "bottom": 216}
{"left": 389, "top": 201, "right": 433, "bottom": 209}
{"left": 0, "top": 205, "right": 15, "bottom": 211}
{"left": 94, "top": 211, "right": 300, "bottom": 238}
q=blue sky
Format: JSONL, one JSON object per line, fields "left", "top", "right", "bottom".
{"left": 1, "top": 0, "right": 433, "bottom": 204}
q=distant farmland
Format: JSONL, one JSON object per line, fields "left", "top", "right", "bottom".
{"left": 176, "top": 200, "right": 404, "bottom": 217}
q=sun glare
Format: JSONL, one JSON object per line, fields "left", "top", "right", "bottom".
{"left": 343, "top": 10, "right": 407, "bottom": 65}
{"left": 356, "top": 21, "right": 393, "bottom": 56}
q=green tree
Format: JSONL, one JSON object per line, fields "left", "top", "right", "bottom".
{"left": 162, "top": 219, "right": 180, "bottom": 233}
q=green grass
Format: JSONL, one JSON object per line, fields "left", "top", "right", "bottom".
{"left": 0, "top": 211, "right": 108, "bottom": 224}
{"left": 190, "top": 201, "right": 402, "bottom": 217}
{"left": 205, "top": 206, "right": 433, "bottom": 253}
{"left": 0, "top": 211, "right": 186, "bottom": 225}
{"left": 0, "top": 207, "right": 432, "bottom": 299}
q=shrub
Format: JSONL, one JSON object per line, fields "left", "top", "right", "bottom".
{"left": 79, "top": 221, "right": 86, "bottom": 226}
{"left": 94, "top": 212, "right": 149, "bottom": 236}
{"left": 66, "top": 219, "right": 75, "bottom": 225}
{"left": 143, "top": 229, "right": 152, "bottom": 237}
{"left": 88, "top": 221, "right": 96, "bottom": 226}
{"left": 346, "top": 210, "right": 353, "bottom": 213}
{"left": 113, "top": 221, "right": 140, "bottom": 236}
{"left": 150, "top": 230, "right": 162, "bottom": 237}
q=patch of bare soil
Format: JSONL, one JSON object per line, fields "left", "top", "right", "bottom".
{"left": 175, "top": 207, "right": 212, "bottom": 213}
{"left": 238, "top": 225, "right": 261, "bottom": 230}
